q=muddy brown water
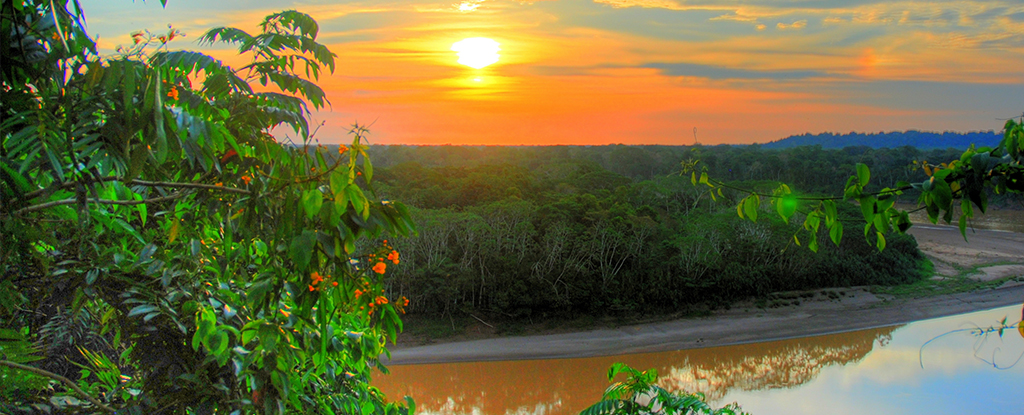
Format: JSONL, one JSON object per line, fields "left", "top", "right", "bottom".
{"left": 374, "top": 305, "right": 1024, "bottom": 415}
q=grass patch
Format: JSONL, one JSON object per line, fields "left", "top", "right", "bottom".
{"left": 871, "top": 260, "right": 1024, "bottom": 298}
{"left": 402, "top": 314, "right": 471, "bottom": 340}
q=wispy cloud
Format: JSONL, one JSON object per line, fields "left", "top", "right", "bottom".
{"left": 643, "top": 62, "right": 830, "bottom": 80}
{"left": 776, "top": 19, "right": 807, "bottom": 30}
{"left": 77, "top": 0, "right": 1024, "bottom": 144}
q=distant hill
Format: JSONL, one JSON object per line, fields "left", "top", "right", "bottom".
{"left": 761, "top": 130, "right": 1002, "bottom": 150}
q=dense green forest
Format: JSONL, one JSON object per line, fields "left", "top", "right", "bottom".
{"left": 322, "top": 144, "right": 969, "bottom": 321}
{"left": 762, "top": 130, "right": 1002, "bottom": 150}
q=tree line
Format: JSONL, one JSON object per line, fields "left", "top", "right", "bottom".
{"left": 337, "top": 144, "right": 938, "bottom": 320}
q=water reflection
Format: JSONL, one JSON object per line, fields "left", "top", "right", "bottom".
{"left": 376, "top": 305, "right": 1024, "bottom": 415}
{"left": 374, "top": 327, "right": 898, "bottom": 415}
{"left": 657, "top": 329, "right": 894, "bottom": 401}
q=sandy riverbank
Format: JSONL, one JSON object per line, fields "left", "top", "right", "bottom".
{"left": 384, "top": 224, "right": 1024, "bottom": 365}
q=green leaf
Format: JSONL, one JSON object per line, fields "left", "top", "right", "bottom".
{"left": 856, "top": 163, "right": 870, "bottom": 187}
{"left": 822, "top": 200, "right": 837, "bottom": 227}
{"left": 924, "top": 195, "right": 940, "bottom": 224}
{"left": 876, "top": 231, "right": 886, "bottom": 251}
{"left": 346, "top": 185, "right": 370, "bottom": 220}
{"left": 776, "top": 195, "right": 797, "bottom": 224}
{"left": 969, "top": 186, "right": 988, "bottom": 214}
{"left": 363, "top": 155, "right": 374, "bottom": 182}
{"left": 127, "top": 304, "right": 158, "bottom": 318}
{"left": 334, "top": 188, "right": 349, "bottom": 213}
{"left": 829, "top": 221, "right": 843, "bottom": 246}
{"left": 206, "top": 330, "right": 229, "bottom": 356}
{"left": 742, "top": 195, "right": 759, "bottom": 222}
{"left": 930, "top": 178, "right": 953, "bottom": 211}
{"left": 895, "top": 210, "right": 913, "bottom": 233}
{"left": 193, "top": 320, "right": 214, "bottom": 351}
{"left": 0, "top": 161, "right": 33, "bottom": 195}
{"left": 859, "top": 196, "right": 876, "bottom": 226}
{"left": 803, "top": 212, "right": 820, "bottom": 233}
{"left": 958, "top": 214, "right": 969, "bottom": 241}
{"left": 301, "top": 189, "right": 323, "bottom": 219}
{"left": 289, "top": 230, "right": 317, "bottom": 269}
{"left": 844, "top": 177, "right": 861, "bottom": 200}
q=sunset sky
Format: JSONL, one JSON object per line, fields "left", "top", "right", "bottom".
{"left": 81, "top": 0, "right": 1024, "bottom": 145}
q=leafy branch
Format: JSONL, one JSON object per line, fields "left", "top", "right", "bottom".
{"left": 18, "top": 177, "right": 252, "bottom": 201}
{"left": 14, "top": 191, "right": 188, "bottom": 215}
{"left": 0, "top": 360, "right": 116, "bottom": 413}
{"left": 685, "top": 117, "right": 1024, "bottom": 252}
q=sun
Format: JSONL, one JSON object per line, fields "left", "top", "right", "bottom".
{"left": 451, "top": 37, "right": 500, "bottom": 69}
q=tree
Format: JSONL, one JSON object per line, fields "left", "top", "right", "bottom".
{"left": 2, "top": 2, "right": 414, "bottom": 414}
{"left": 688, "top": 117, "right": 1024, "bottom": 251}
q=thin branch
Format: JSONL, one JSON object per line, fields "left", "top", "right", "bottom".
{"left": 14, "top": 192, "right": 187, "bottom": 215}
{"left": 130, "top": 179, "right": 252, "bottom": 194}
{"left": 0, "top": 360, "right": 116, "bottom": 413}
{"left": 708, "top": 178, "right": 912, "bottom": 201}
{"left": 20, "top": 177, "right": 251, "bottom": 201}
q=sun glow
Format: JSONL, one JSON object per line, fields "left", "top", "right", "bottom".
{"left": 451, "top": 37, "right": 500, "bottom": 69}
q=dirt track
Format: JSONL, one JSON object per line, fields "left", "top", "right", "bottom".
{"left": 384, "top": 224, "right": 1024, "bottom": 365}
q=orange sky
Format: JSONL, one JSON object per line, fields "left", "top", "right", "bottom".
{"left": 82, "top": 0, "right": 1024, "bottom": 145}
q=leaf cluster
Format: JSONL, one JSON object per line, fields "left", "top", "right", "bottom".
{"left": 2, "top": 3, "right": 414, "bottom": 415}
{"left": 693, "top": 117, "right": 1024, "bottom": 251}
{"left": 580, "top": 363, "right": 748, "bottom": 415}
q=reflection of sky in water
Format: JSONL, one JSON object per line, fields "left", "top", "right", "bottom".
{"left": 727, "top": 305, "right": 1023, "bottom": 415}
{"left": 375, "top": 305, "right": 1023, "bottom": 415}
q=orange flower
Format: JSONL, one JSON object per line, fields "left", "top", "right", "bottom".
{"left": 308, "top": 285, "right": 315, "bottom": 292}
{"left": 240, "top": 175, "right": 252, "bottom": 185}
{"left": 387, "top": 250, "right": 399, "bottom": 264}
{"left": 372, "top": 262, "right": 386, "bottom": 274}
{"left": 51, "top": 32, "right": 60, "bottom": 40}
{"left": 332, "top": 281, "right": 338, "bottom": 287}
{"left": 311, "top": 271, "right": 324, "bottom": 285}
{"left": 375, "top": 296, "right": 388, "bottom": 305}
{"left": 339, "top": 145, "right": 348, "bottom": 154}
{"left": 354, "top": 289, "right": 363, "bottom": 298}
{"left": 166, "top": 86, "right": 179, "bottom": 101}
{"left": 158, "top": 35, "right": 167, "bottom": 43}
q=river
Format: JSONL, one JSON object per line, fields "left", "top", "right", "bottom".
{"left": 373, "top": 305, "right": 1024, "bottom": 415}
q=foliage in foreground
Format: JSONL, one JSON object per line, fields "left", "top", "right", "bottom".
{"left": 707, "top": 117, "right": 1024, "bottom": 251}
{"left": 2, "top": 2, "right": 413, "bottom": 414}
{"left": 581, "top": 364, "right": 747, "bottom": 415}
